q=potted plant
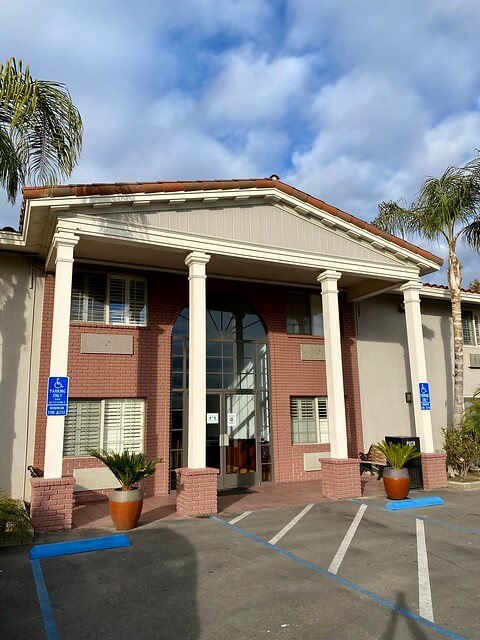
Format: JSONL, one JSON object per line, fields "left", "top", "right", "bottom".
{"left": 88, "top": 449, "right": 160, "bottom": 531}
{"left": 373, "top": 440, "right": 421, "bottom": 500}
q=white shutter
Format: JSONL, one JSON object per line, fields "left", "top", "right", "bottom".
{"left": 70, "top": 272, "right": 86, "bottom": 321}
{"left": 103, "top": 399, "right": 145, "bottom": 453}
{"left": 311, "top": 294, "right": 324, "bottom": 336}
{"left": 63, "top": 401, "right": 101, "bottom": 457}
{"left": 128, "top": 279, "right": 147, "bottom": 326}
{"left": 317, "top": 397, "right": 329, "bottom": 443}
{"left": 86, "top": 273, "right": 107, "bottom": 322}
{"left": 108, "top": 277, "right": 127, "bottom": 324}
{"left": 462, "top": 311, "right": 473, "bottom": 345}
{"left": 474, "top": 314, "right": 480, "bottom": 346}
{"left": 290, "top": 397, "right": 316, "bottom": 443}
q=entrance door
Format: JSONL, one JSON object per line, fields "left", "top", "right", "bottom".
{"left": 224, "top": 392, "right": 257, "bottom": 489}
{"left": 206, "top": 392, "right": 259, "bottom": 490}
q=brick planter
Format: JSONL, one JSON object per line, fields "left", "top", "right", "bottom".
{"left": 175, "top": 468, "right": 219, "bottom": 517}
{"left": 421, "top": 453, "right": 447, "bottom": 490}
{"left": 30, "top": 476, "right": 75, "bottom": 532}
{"left": 321, "top": 458, "right": 361, "bottom": 499}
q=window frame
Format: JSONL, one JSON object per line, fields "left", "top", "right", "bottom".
{"left": 70, "top": 270, "right": 148, "bottom": 327}
{"left": 286, "top": 292, "right": 324, "bottom": 337}
{"left": 290, "top": 396, "right": 329, "bottom": 445}
{"left": 63, "top": 398, "right": 146, "bottom": 458}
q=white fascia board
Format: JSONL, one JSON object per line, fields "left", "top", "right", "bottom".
{"left": 31, "top": 187, "right": 440, "bottom": 273}
{"left": 57, "top": 214, "right": 420, "bottom": 281}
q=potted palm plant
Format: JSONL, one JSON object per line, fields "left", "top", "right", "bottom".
{"left": 88, "top": 450, "right": 160, "bottom": 531}
{"left": 373, "top": 440, "right": 421, "bottom": 500}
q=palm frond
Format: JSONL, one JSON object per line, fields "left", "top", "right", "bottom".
{"left": 0, "top": 57, "right": 82, "bottom": 202}
{"left": 0, "top": 127, "right": 23, "bottom": 202}
{"left": 372, "top": 200, "right": 419, "bottom": 238}
{"left": 462, "top": 218, "right": 480, "bottom": 251}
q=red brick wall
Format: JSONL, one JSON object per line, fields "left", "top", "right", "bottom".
{"left": 34, "top": 269, "right": 364, "bottom": 499}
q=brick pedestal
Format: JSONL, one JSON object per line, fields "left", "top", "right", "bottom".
{"left": 175, "top": 468, "right": 219, "bottom": 517}
{"left": 30, "top": 477, "right": 75, "bottom": 532}
{"left": 421, "top": 453, "right": 447, "bottom": 490}
{"left": 321, "top": 458, "right": 361, "bottom": 499}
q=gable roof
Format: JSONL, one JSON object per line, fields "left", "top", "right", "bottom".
{"left": 22, "top": 177, "right": 443, "bottom": 266}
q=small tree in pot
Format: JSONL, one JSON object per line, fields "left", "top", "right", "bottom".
{"left": 374, "top": 441, "right": 421, "bottom": 500}
{"left": 88, "top": 450, "right": 160, "bottom": 531}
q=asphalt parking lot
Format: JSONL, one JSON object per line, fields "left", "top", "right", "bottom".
{"left": 1, "top": 489, "right": 479, "bottom": 640}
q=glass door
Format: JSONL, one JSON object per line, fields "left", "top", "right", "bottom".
{"left": 206, "top": 394, "right": 221, "bottom": 472}
{"left": 223, "top": 392, "right": 258, "bottom": 489}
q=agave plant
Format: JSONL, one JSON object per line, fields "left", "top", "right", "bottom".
{"left": 88, "top": 450, "right": 160, "bottom": 491}
{"left": 373, "top": 440, "right": 421, "bottom": 470}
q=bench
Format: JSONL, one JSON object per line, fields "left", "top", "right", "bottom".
{"left": 359, "top": 446, "right": 388, "bottom": 478}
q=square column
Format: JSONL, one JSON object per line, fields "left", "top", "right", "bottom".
{"left": 44, "top": 233, "right": 79, "bottom": 479}
{"left": 184, "top": 251, "right": 210, "bottom": 468}
{"left": 400, "top": 281, "right": 435, "bottom": 453}
{"left": 317, "top": 270, "right": 348, "bottom": 458}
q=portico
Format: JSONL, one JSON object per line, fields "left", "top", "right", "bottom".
{"left": 12, "top": 177, "right": 446, "bottom": 528}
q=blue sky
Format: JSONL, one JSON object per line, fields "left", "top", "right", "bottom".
{"left": 1, "top": 1, "right": 479, "bottom": 284}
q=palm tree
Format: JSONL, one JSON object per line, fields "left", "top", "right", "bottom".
{"left": 0, "top": 57, "right": 82, "bottom": 203}
{"left": 372, "top": 162, "right": 480, "bottom": 429}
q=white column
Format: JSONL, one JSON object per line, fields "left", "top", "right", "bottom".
{"left": 185, "top": 251, "right": 211, "bottom": 468}
{"left": 317, "top": 270, "right": 348, "bottom": 458}
{"left": 400, "top": 281, "right": 434, "bottom": 453}
{"left": 44, "top": 233, "right": 79, "bottom": 478}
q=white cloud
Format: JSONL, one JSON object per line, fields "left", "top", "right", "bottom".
{"left": 204, "top": 48, "right": 312, "bottom": 125}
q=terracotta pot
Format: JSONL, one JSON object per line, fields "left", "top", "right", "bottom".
{"left": 109, "top": 487, "right": 143, "bottom": 531}
{"left": 382, "top": 467, "right": 410, "bottom": 500}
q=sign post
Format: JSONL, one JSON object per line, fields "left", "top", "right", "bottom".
{"left": 46, "top": 376, "right": 70, "bottom": 417}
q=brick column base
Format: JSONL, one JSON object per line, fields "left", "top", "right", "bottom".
{"left": 175, "top": 468, "right": 219, "bottom": 517}
{"left": 321, "top": 458, "right": 361, "bottom": 499}
{"left": 421, "top": 453, "right": 447, "bottom": 490}
{"left": 30, "top": 477, "right": 75, "bottom": 532}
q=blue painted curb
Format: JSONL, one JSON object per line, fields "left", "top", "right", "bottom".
{"left": 385, "top": 496, "right": 444, "bottom": 511}
{"left": 29, "top": 533, "right": 130, "bottom": 559}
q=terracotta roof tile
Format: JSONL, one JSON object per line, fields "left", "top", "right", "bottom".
{"left": 21, "top": 178, "right": 443, "bottom": 266}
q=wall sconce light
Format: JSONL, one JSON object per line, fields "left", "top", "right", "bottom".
{"left": 405, "top": 391, "right": 412, "bottom": 403}
{"left": 398, "top": 301, "right": 405, "bottom": 313}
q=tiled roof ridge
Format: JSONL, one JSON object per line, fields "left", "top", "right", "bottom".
{"left": 21, "top": 177, "right": 443, "bottom": 266}
{"left": 423, "top": 282, "right": 480, "bottom": 294}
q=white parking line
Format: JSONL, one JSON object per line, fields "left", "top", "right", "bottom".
{"left": 229, "top": 511, "right": 253, "bottom": 525}
{"left": 416, "top": 518, "right": 434, "bottom": 622}
{"left": 328, "top": 503, "right": 368, "bottom": 575}
{"left": 268, "top": 504, "right": 315, "bottom": 546}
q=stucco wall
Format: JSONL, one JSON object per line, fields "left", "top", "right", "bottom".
{"left": 0, "top": 253, "right": 43, "bottom": 499}
{"left": 357, "top": 293, "right": 480, "bottom": 453}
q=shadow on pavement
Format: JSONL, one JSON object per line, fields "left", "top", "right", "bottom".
{"left": 381, "top": 592, "right": 429, "bottom": 640}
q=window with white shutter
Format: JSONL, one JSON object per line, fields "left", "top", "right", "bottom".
{"left": 63, "top": 399, "right": 145, "bottom": 457}
{"left": 103, "top": 399, "right": 144, "bottom": 453}
{"left": 108, "top": 275, "right": 147, "bottom": 326}
{"left": 462, "top": 311, "right": 474, "bottom": 345}
{"left": 462, "top": 310, "right": 480, "bottom": 346}
{"left": 290, "top": 397, "right": 329, "bottom": 444}
{"left": 70, "top": 271, "right": 147, "bottom": 326}
{"left": 70, "top": 272, "right": 107, "bottom": 322}
{"left": 63, "top": 401, "right": 101, "bottom": 457}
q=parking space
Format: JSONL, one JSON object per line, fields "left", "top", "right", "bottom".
{"left": 1, "top": 489, "right": 479, "bottom": 639}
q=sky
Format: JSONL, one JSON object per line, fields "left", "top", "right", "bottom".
{"left": 1, "top": 0, "right": 479, "bottom": 285}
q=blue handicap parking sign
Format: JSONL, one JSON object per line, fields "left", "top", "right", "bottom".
{"left": 46, "top": 376, "right": 69, "bottom": 416}
{"left": 419, "top": 382, "right": 431, "bottom": 411}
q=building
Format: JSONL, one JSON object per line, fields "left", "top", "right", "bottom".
{"left": 1, "top": 177, "right": 479, "bottom": 531}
